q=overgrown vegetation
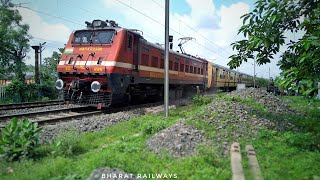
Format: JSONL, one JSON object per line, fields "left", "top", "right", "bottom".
{"left": 52, "top": 128, "right": 84, "bottom": 157}
{"left": 0, "top": 118, "right": 42, "bottom": 162}
{"left": 0, "top": 0, "right": 62, "bottom": 103}
{"left": 229, "top": 0, "right": 320, "bottom": 96}
{"left": 192, "top": 95, "right": 213, "bottom": 106}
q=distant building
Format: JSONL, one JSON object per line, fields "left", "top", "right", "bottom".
{"left": 0, "top": 72, "right": 34, "bottom": 85}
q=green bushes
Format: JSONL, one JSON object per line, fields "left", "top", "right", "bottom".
{"left": 0, "top": 118, "right": 42, "bottom": 161}
{"left": 52, "top": 128, "right": 84, "bottom": 156}
{"left": 4, "top": 80, "right": 58, "bottom": 103}
{"left": 283, "top": 132, "right": 319, "bottom": 151}
{"left": 192, "top": 95, "right": 212, "bottom": 106}
{"left": 140, "top": 120, "right": 168, "bottom": 135}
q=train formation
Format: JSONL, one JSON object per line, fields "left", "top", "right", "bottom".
{"left": 55, "top": 19, "right": 254, "bottom": 108}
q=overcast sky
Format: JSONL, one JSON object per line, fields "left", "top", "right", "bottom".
{"left": 13, "top": 0, "right": 282, "bottom": 78}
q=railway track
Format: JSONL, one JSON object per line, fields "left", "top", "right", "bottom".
{"left": 0, "top": 106, "right": 102, "bottom": 127}
{"left": 0, "top": 101, "right": 164, "bottom": 128}
{"left": 0, "top": 100, "right": 64, "bottom": 111}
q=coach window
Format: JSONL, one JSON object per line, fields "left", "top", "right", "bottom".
{"left": 201, "top": 68, "right": 204, "bottom": 75}
{"left": 127, "top": 35, "right": 132, "bottom": 49}
{"left": 174, "top": 62, "right": 179, "bottom": 71}
{"left": 151, "top": 56, "right": 158, "bottom": 68}
{"left": 169, "top": 61, "right": 173, "bottom": 70}
{"left": 141, "top": 54, "right": 149, "bottom": 66}
{"left": 185, "top": 65, "right": 189, "bottom": 73}
{"left": 194, "top": 67, "right": 197, "bottom": 74}
{"left": 160, "top": 59, "right": 164, "bottom": 69}
{"left": 190, "top": 66, "right": 193, "bottom": 73}
{"left": 197, "top": 67, "right": 200, "bottom": 74}
{"left": 219, "top": 70, "right": 224, "bottom": 79}
{"left": 180, "top": 63, "right": 184, "bottom": 72}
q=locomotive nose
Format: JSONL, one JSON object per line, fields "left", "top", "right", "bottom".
{"left": 55, "top": 79, "right": 64, "bottom": 90}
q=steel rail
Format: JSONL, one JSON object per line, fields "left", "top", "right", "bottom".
{"left": 0, "top": 100, "right": 64, "bottom": 111}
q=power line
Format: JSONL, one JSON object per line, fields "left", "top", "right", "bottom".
{"left": 61, "top": 0, "right": 163, "bottom": 44}
{"left": 112, "top": 0, "right": 228, "bottom": 59}
{"left": 150, "top": 0, "right": 233, "bottom": 57}
{"left": 32, "top": 37, "right": 65, "bottom": 46}
{"left": 19, "top": 1, "right": 228, "bottom": 60}
{"left": 16, "top": 5, "right": 84, "bottom": 27}
{"left": 63, "top": 0, "right": 106, "bottom": 20}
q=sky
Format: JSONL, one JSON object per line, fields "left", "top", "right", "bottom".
{"left": 13, "top": 0, "right": 281, "bottom": 78}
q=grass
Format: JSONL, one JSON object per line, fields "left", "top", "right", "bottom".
{"left": 238, "top": 96, "right": 320, "bottom": 179}
{"left": 0, "top": 99, "right": 231, "bottom": 180}
{"left": 0, "top": 95, "right": 319, "bottom": 179}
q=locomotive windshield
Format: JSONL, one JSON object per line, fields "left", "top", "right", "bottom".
{"left": 73, "top": 30, "right": 115, "bottom": 44}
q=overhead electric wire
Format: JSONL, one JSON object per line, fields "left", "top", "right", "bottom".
{"left": 151, "top": 0, "right": 233, "bottom": 57}
{"left": 63, "top": 0, "right": 106, "bottom": 20}
{"left": 61, "top": 0, "right": 164, "bottom": 44}
{"left": 16, "top": 5, "right": 84, "bottom": 27}
{"left": 32, "top": 37, "right": 66, "bottom": 46}
{"left": 112, "top": 0, "right": 228, "bottom": 59}
{"left": 18, "top": 1, "right": 229, "bottom": 60}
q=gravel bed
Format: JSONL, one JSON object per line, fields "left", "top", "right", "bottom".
{"left": 202, "top": 89, "right": 298, "bottom": 154}
{"left": 40, "top": 99, "right": 191, "bottom": 143}
{"left": 40, "top": 108, "right": 144, "bottom": 142}
{"left": 146, "top": 121, "right": 206, "bottom": 157}
{"left": 0, "top": 104, "right": 84, "bottom": 116}
{"left": 230, "top": 88, "right": 295, "bottom": 114}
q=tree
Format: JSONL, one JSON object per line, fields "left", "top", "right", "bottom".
{"left": 228, "top": 0, "right": 320, "bottom": 96}
{"left": 0, "top": 0, "right": 30, "bottom": 82}
{"left": 41, "top": 47, "right": 64, "bottom": 85}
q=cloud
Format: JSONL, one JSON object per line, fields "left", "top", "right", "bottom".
{"left": 17, "top": 7, "right": 71, "bottom": 65}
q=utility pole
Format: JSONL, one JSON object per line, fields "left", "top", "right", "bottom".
{"left": 253, "top": 58, "right": 256, "bottom": 88}
{"left": 164, "top": 0, "right": 169, "bottom": 117}
{"left": 39, "top": 42, "right": 46, "bottom": 85}
{"left": 31, "top": 45, "right": 40, "bottom": 84}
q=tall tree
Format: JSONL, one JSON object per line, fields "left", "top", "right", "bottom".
{"left": 228, "top": 0, "right": 320, "bottom": 95}
{"left": 0, "top": 0, "right": 30, "bottom": 81}
{"left": 41, "top": 47, "right": 64, "bottom": 85}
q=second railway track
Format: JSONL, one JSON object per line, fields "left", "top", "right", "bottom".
{"left": 0, "top": 100, "right": 65, "bottom": 111}
{"left": 0, "top": 101, "right": 164, "bottom": 128}
{"left": 0, "top": 106, "right": 103, "bottom": 127}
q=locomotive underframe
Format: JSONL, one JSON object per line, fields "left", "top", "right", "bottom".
{"left": 59, "top": 72, "right": 205, "bottom": 108}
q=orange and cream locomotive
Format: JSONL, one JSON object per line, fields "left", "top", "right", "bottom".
{"left": 55, "top": 19, "right": 253, "bottom": 108}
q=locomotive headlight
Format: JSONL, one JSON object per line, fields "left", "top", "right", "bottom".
{"left": 91, "top": 81, "right": 101, "bottom": 93}
{"left": 55, "top": 79, "right": 64, "bottom": 90}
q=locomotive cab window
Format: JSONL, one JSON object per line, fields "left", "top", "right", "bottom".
{"left": 73, "top": 30, "right": 115, "bottom": 44}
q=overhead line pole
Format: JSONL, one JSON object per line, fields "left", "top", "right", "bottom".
{"left": 164, "top": 0, "right": 169, "bottom": 117}
{"left": 253, "top": 58, "right": 256, "bottom": 88}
